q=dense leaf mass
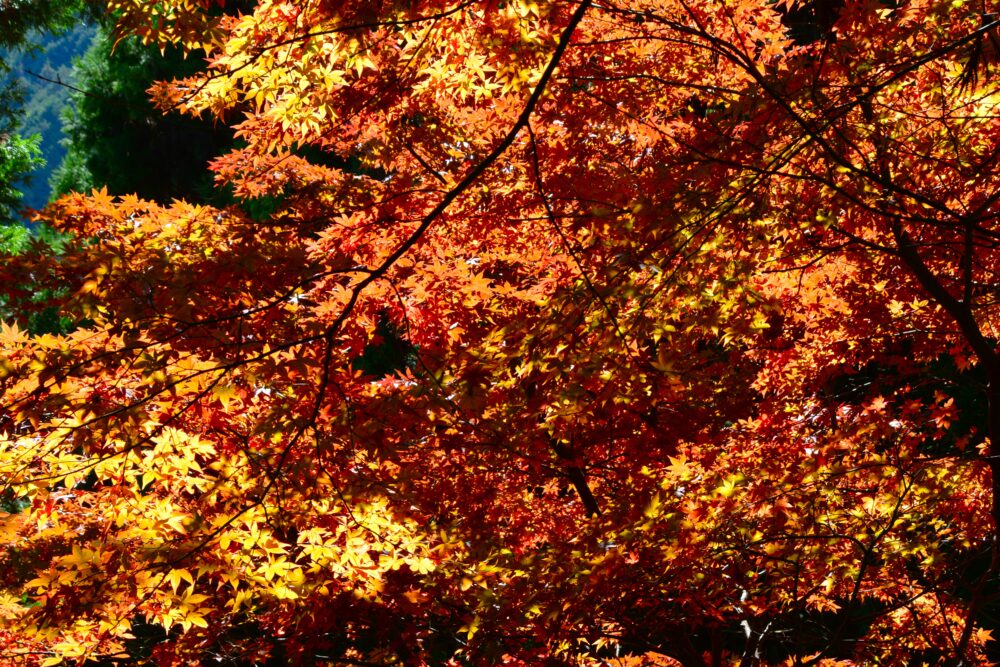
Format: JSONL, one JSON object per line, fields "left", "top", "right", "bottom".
{"left": 3, "top": 0, "right": 1000, "bottom": 664}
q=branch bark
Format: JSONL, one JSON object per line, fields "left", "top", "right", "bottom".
{"left": 550, "top": 437, "right": 601, "bottom": 517}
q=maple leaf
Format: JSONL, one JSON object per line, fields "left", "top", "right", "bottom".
{"left": 867, "top": 395, "right": 888, "bottom": 413}
{"left": 2, "top": 0, "right": 1000, "bottom": 664}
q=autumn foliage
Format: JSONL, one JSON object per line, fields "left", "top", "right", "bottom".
{"left": 2, "top": 0, "right": 1000, "bottom": 664}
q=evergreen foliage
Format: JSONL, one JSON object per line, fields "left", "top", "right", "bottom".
{"left": 0, "top": 133, "right": 41, "bottom": 225}
{"left": 52, "top": 28, "right": 232, "bottom": 203}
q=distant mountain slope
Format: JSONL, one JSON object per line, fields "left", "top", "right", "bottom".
{"left": 0, "top": 24, "right": 97, "bottom": 210}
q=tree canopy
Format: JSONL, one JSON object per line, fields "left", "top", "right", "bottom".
{"left": 2, "top": 0, "right": 1000, "bottom": 665}
{"left": 0, "top": 134, "right": 42, "bottom": 225}
{"left": 52, "top": 26, "right": 232, "bottom": 204}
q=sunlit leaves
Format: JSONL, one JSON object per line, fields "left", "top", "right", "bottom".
{"left": 2, "top": 0, "right": 1000, "bottom": 663}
